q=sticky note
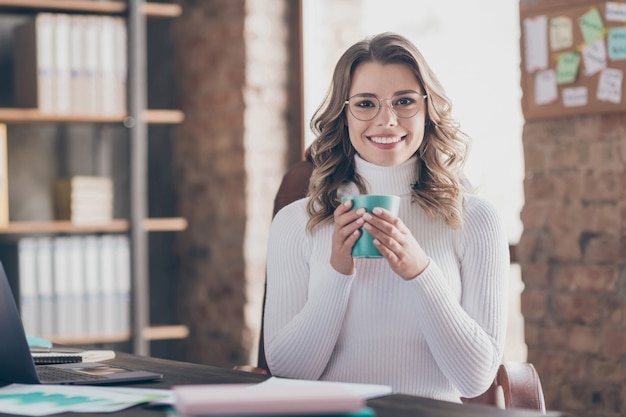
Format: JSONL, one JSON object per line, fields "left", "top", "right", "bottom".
{"left": 556, "top": 51, "right": 580, "bottom": 84}
{"left": 579, "top": 7, "right": 605, "bottom": 44}
{"left": 549, "top": 16, "right": 573, "bottom": 50}
{"left": 608, "top": 27, "right": 626, "bottom": 60}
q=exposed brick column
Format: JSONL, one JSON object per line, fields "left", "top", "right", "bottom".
{"left": 518, "top": 1, "right": 626, "bottom": 414}
{"left": 519, "top": 114, "right": 626, "bottom": 416}
{"left": 172, "top": 0, "right": 291, "bottom": 367}
{"left": 242, "top": 0, "right": 292, "bottom": 367}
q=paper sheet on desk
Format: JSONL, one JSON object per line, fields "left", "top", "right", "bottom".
{"left": 247, "top": 376, "right": 393, "bottom": 400}
{"left": 258, "top": 376, "right": 393, "bottom": 399}
{"left": 0, "top": 384, "right": 174, "bottom": 416}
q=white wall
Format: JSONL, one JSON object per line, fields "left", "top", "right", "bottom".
{"left": 304, "top": 0, "right": 523, "bottom": 243}
{"left": 302, "top": 0, "right": 527, "bottom": 361}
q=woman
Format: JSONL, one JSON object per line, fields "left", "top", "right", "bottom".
{"left": 263, "top": 32, "right": 509, "bottom": 403}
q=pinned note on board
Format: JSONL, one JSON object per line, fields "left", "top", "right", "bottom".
{"left": 521, "top": 2, "right": 626, "bottom": 120}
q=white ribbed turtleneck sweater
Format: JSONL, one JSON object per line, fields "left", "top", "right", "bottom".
{"left": 264, "top": 155, "right": 509, "bottom": 402}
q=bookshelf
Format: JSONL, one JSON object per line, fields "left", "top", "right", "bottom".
{"left": 0, "top": 108, "right": 184, "bottom": 124}
{"left": 0, "top": 0, "right": 187, "bottom": 355}
{"left": 0, "top": 0, "right": 182, "bottom": 18}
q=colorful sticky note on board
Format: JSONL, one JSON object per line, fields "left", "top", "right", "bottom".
{"left": 608, "top": 27, "right": 626, "bottom": 60}
{"left": 562, "top": 86, "right": 588, "bottom": 107}
{"left": 579, "top": 7, "right": 605, "bottom": 44}
{"left": 597, "top": 68, "right": 623, "bottom": 104}
{"left": 534, "top": 69, "right": 558, "bottom": 105}
{"left": 606, "top": 2, "right": 626, "bottom": 22}
{"left": 582, "top": 39, "right": 608, "bottom": 75}
{"left": 556, "top": 51, "right": 580, "bottom": 84}
{"left": 524, "top": 15, "right": 549, "bottom": 72}
{"left": 549, "top": 16, "right": 573, "bottom": 50}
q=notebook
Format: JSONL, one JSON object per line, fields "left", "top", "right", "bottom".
{"left": 31, "top": 349, "right": 116, "bottom": 365}
{"left": 0, "top": 261, "right": 162, "bottom": 385}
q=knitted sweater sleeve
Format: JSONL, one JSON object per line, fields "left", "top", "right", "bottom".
{"left": 263, "top": 201, "right": 355, "bottom": 379}
{"left": 408, "top": 196, "right": 510, "bottom": 398}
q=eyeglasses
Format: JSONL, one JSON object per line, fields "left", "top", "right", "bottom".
{"left": 344, "top": 91, "right": 428, "bottom": 121}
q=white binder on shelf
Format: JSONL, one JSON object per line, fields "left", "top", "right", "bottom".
{"left": 52, "top": 236, "right": 72, "bottom": 339}
{"left": 69, "top": 15, "right": 87, "bottom": 115}
{"left": 83, "top": 15, "right": 101, "bottom": 115}
{"left": 113, "top": 235, "right": 131, "bottom": 335}
{"left": 99, "top": 234, "right": 118, "bottom": 337}
{"left": 13, "top": 13, "right": 56, "bottom": 113}
{"left": 82, "top": 235, "right": 102, "bottom": 338}
{"left": 18, "top": 237, "right": 39, "bottom": 337}
{"left": 52, "top": 13, "right": 72, "bottom": 114}
{"left": 35, "top": 237, "right": 55, "bottom": 338}
{"left": 66, "top": 236, "right": 86, "bottom": 338}
{"left": 113, "top": 17, "right": 127, "bottom": 114}
{"left": 99, "top": 16, "right": 117, "bottom": 116}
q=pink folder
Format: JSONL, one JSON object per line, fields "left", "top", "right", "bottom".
{"left": 173, "top": 383, "right": 365, "bottom": 416}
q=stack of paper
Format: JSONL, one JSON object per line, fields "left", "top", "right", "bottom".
{"left": 53, "top": 176, "right": 113, "bottom": 225}
{"left": 173, "top": 377, "right": 391, "bottom": 416}
{"left": 173, "top": 382, "right": 367, "bottom": 416}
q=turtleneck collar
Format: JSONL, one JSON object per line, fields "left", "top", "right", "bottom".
{"left": 340, "top": 154, "right": 418, "bottom": 197}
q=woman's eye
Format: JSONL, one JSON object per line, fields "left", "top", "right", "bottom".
{"left": 356, "top": 100, "right": 376, "bottom": 108}
{"left": 395, "top": 97, "right": 414, "bottom": 106}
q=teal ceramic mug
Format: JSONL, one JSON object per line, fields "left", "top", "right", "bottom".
{"left": 341, "top": 194, "right": 401, "bottom": 258}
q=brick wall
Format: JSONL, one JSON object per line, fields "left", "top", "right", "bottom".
{"left": 518, "top": 1, "right": 626, "bottom": 414}
{"left": 172, "top": 0, "right": 294, "bottom": 367}
{"left": 520, "top": 115, "right": 626, "bottom": 416}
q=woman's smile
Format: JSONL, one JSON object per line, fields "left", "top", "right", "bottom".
{"left": 368, "top": 135, "right": 406, "bottom": 145}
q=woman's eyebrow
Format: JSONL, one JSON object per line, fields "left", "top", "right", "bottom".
{"left": 351, "top": 89, "right": 422, "bottom": 97}
{"left": 350, "top": 92, "right": 377, "bottom": 97}
{"left": 394, "top": 89, "right": 422, "bottom": 95}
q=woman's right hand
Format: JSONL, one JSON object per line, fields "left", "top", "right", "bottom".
{"left": 330, "top": 199, "right": 364, "bottom": 275}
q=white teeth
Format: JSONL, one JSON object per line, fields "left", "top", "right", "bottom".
{"left": 370, "top": 136, "right": 401, "bottom": 144}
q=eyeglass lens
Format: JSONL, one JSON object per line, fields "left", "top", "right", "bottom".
{"left": 347, "top": 92, "right": 425, "bottom": 121}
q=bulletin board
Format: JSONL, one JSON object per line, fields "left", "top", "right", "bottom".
{"left": 520, "top": 1, "right": 626, "bottom": 120}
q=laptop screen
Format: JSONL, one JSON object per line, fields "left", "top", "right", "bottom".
{"left": 0, "top": 261, "right": 40, "bottom": 384}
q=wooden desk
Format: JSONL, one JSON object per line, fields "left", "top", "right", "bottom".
{"left": 1, "top": 352, "right": 565, "bottom": 417}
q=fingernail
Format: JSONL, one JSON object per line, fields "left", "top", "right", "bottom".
{"left": 373, "top": 207, "right": 382, "bottom": 215}
{"left": 356, "top": 208, "right": 365, "bottom": 215}
{"left": 363, "top": 213, "right": 372, "bottom": 220}
{"left": 356, "top": 218, "right": 364, "bottom": 225}
{"left": 344, "top": 200, "right": 352, "bottom": 207}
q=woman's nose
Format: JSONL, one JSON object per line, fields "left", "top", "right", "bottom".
{"left": 375, "top": 99, "right": 398, "bottom": 125}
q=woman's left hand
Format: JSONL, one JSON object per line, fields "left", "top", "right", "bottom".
{"left": 362, "top": 207, "right": 430, "bottom": 280}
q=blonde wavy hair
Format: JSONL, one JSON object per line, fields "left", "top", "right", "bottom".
{"left": 306, "top": 32, "right": 471, "bottom": 233}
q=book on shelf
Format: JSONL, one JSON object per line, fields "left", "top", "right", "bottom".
{"left": 36, "top": 236, "right": 56, "bottom": 339}
{"left": 0, "top": 235, "right": 131, "bottom": 341}
{"left": 53, "top": 13, "right": 72, "bottom": 114}
{"left": 13, "top": 13, "right": 55, "bottom": 113}
{"left": 53, "top": 175, "right": 114, "bottom": 225}
{"left": 18, "top": 238, "right": 39, "bottom": 337}
{"left": 13, "top": 13, "right": 127, "bottom": 116}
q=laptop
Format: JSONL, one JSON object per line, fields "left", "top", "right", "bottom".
{"left": 0, "top": 261, "right": 162, "bottom": 385}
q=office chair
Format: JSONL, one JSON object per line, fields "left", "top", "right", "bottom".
{"left": 239, "top": 156, "right": 546, "bottom": 413}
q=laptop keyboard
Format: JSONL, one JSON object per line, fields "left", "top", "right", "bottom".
{"left": 36, "top": 366, "right": 108, "bottom": 382}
